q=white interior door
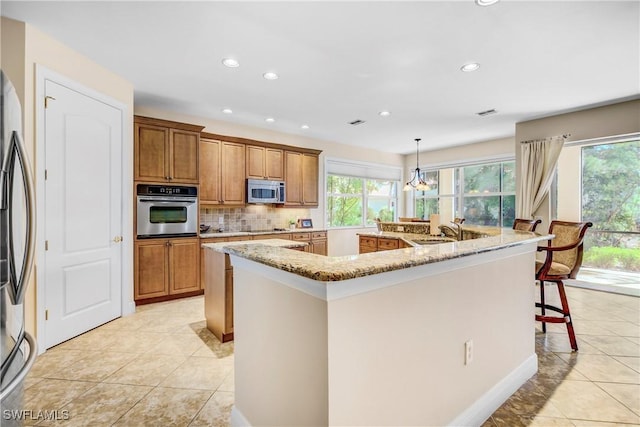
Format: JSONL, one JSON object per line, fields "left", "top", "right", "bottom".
{"left": 44, "top": 79, "right": 123, "bottom": 348}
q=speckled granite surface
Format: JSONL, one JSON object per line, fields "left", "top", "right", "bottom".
{"left": 202, "top": 238, "right": 307, "bottom": 250}
{"left": 209, "top": 229, "right": 551, "bottom": 282}
{"left": 200, "top": 228, "right": 326, "bottom": 238}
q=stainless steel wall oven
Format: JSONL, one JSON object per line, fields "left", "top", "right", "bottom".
{"left": 136, "top": 184, "right": 198, "bottom": 238}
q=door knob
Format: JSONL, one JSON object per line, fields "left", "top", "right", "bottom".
{"left": 113, "top": 236, "right": 123, "bottom": 243}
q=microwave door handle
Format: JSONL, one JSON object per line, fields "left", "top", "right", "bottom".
{"left": 275, "top": 187, "right": 280, "bottom": 202}
{"left": 5, "top": 131, "right": 37, "bottom": 305}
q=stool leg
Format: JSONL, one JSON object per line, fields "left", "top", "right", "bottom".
{"left": 539, "top": 280, "right": 546, "bottom": 333}
{"left": 556, "top": 281, "right": 578, "bottom": 351}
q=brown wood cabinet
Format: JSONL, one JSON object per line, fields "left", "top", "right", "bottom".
{"left": 284, "top": 151, "right": 319, "bottom": 207}
{"left": 246, "top": 145, "right": 284, "bottom": 180}
{"left": 358, "top": 235, "right": 408, "bottom": 254}
{"left": 310, "top": 231, "right": 328, "bottom": 255}
{"left": 359, "top": 236, "right": 378, "bottom": 254}
{"left": 134, "top": 237, "right": 200, "bottom": 302}
{"left": 200, "top": 135, "right": 246, "bottom": 205}
{"left": 134, "top": 116, "right": 203, "bottom": 184}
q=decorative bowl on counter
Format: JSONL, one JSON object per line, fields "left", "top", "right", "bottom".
{"left": 200, "top": 224, "right": 211, "bottom": 233}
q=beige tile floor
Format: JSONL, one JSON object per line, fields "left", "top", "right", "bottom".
{"left": 23, "top": 285, "right": 639, "bottom": 426}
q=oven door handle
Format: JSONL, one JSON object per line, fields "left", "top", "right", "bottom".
{"left": 138, "top": 198, "right": 196, "bottom": 204}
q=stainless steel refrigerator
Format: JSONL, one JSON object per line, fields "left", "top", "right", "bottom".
{"left": 0, "top": 69, "right": 37, "bottom": 424}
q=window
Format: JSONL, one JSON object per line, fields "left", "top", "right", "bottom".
{"left": 413, "top": 160, "right": 515, "bottom": 227}
{"left": 326, "top": 175, "right": 397, "bottom": 227}
{"left": 325, "top": 159, "right": 401, "bottom": 228}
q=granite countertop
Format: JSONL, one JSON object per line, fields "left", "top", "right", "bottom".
{"left": 202, "top": 238, "right": 308, "bottom": 250}
{"left": 200, "top": 228, "right": 326, "bottom": 239}
{"left": 214, "top": 229, "right": 552, "bottom": 282}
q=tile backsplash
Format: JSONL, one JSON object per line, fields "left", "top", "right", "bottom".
{"left": 200, "top": 205, "right": 311, "bottom": 232}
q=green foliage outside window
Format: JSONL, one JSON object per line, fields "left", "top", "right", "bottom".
{"left": 581, "top": 140, "right": 640, "bottom": 271}
{"left": 327, "top": 175, "right": 397, "bottom": 227}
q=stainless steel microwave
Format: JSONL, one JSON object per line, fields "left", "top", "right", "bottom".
{"left": 246, "top": 179, "right": 285, "bottom": 204}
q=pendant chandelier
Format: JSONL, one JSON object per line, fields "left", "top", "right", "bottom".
{"left": 403, "top": 138, "right": 430, "bottom": 191}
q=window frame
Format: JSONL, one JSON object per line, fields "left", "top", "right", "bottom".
{"left": 325, "top": 158, "right": 402, "bottom": 229}
{"left": 412, "top": 157, "right": 516, "bottom": 227}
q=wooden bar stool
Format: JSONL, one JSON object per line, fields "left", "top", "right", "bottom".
{"left": 535, "top": 220, "right": 592, "bottom": 351}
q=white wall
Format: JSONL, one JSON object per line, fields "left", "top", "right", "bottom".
{"left": 1, "top": 17, "right": 135, "bottom": 338}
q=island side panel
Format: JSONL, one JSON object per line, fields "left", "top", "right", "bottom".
{"left": 232, "top": 264, "right": 329, "bottom": 426}
{"left": 327, "top": 246, "right": 537, "bottom": 426}
{"left": 204, "top": 248, "right": 233, "bottom": 342}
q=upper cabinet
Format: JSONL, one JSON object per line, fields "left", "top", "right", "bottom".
{"left": 285, "top": 151, "right": 319, "bottom": 207}
{"left": 200, "top": 134, "right": 246, "bottom": 205}
{"left": 246, "top": 145, "right": 284, "bottom": 180}
{"left": 134, "top": 116, "right": 204, "bottom": 184}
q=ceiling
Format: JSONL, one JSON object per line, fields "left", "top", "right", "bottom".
{"left": 2, "top": 1, "right": 639, "bottom": 154}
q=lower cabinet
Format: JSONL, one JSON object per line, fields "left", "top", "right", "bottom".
{"left": 358, "top": 235, "right": 407, "bottom": 254}
{"left": 134, "top": 237, "right": 200, "bottom": 302}
{"left": 310, "top": 231, "right": 327, "bottom": 255}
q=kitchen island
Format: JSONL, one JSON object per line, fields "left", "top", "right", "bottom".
{"left": 208, "top": 229, "right": 551, "bottom": 427}
{"left": 201, "top": 238, "right": 307, "bottom": 342}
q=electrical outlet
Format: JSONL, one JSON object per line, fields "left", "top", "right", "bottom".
{"left": 397, "top": 226, "right": 404, "bottom": 232}
{"left": 465, "top": 340, "right": 473, "bottom": 365}
{"left": 218, "top": 217, "right": 224, "bottom": 225}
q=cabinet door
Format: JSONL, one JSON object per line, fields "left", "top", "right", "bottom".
{"left": 302, "top": 154, "right": 319, "bottom": 206}
{"left": 134, "top": 240, "right": 169, "bottom": 300}
{"left": 311, "top": 240, "right": 327, "bottom": 255}
{"left": 246, "top": 145, "right": 266, "bottom": 179}
{"left": 170, "top": 129, "right": 199, "bottom": 183}
{"left": 135, "top": 123, "right": 169, "bottom": 182}
{"left": 200, "top": 138, "right": 222, "bottom": 204}
{"left": 221, "top": 142, "right": 246, "bottom": 204}
{"left": 169, "top": 239, "right": 200, "bottom": 294}
{"left": 284, "top": 151, "right": 303, "bottom": 205}
{"left": 265, "top": 148, "right": 284, "bottom": 180}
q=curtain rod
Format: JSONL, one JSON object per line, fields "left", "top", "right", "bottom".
{"left": 520, "top": 134, "right": 571, "bottom": 144}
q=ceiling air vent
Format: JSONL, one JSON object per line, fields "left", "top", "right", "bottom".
{"left": 476, "top": 109, "right": 497, "bottom": 117}
{"left": 349, "top": 119, "right": 366, "bottom": 126}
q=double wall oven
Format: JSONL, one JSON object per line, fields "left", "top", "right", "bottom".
{"left": 136, "top": 184, "right": 198, "bottom": 239}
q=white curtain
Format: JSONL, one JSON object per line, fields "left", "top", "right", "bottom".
{"left": 517, "top": 135, "right": 565, "bottom": 218}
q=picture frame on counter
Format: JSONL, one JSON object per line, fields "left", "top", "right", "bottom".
{"left": 298, "top": 218, "right": 313, "bottom": 229}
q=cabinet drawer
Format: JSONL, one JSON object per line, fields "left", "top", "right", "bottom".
{"left": 291, "top": 232, "right": 311, "bottom": 241}
{"left": 359, "top": 236, "right": 377, "bottom": 248}
{"left": 377, "top": 238, "right": 399, "bottom": 251}
{"left": 311, "top": 231, "right": 327, "bottom": 239}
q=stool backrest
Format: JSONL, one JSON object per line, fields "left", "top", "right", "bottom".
{"left": 513, "top": 218, "right": 542, "bottom": 232}
{"left": 547, "top": 220, "right": 593, "bottom": 279}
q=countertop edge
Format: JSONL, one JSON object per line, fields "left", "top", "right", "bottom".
{"left": 220, "top": 231, "right": 553, "bottom": 282}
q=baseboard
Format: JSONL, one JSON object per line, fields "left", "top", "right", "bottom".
{"left": 230, "top": 355, "right": 537, "bottom": 427}
{"left": 230, "top": 405, "right": 251, "bottom": 427}
{"left": 448, "top": 353, "right": 538, "bottom": 427}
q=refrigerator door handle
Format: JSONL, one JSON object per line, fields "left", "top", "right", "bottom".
{"left": 3, "top": 131, "right": 36, "bottom": 305}
{"left": 0, "top": 332, "right": 37, "bottom": 401}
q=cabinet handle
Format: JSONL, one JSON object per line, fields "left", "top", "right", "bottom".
{"left": 165, "top": 241, "right": 170, "bottom": 247}
{"left": 165, "top": 176, "right": 171, "bottom": 181}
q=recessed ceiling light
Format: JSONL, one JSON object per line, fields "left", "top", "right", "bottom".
{"left": 221, "top": 108, "right": 233, "bottom": 114}
{"left": 263, "top": 72, "right": 279, "bottom": 80}
{"left": 222, "top": 58, "right": 239, "bottom": 68}
{"left": 301, "top": 124, "right": 310, "bottom": 129}
{"left": 379, "top": 111, "right": 391, "bottom": 117}
{"left": 475, "top": 0, "right": 499, "bottom": 6}
{"left": 265, "top": 117, "right": 275, "bottom": 123}
{"left": 461, "top": 63, "right": 480, "bottom": 72}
